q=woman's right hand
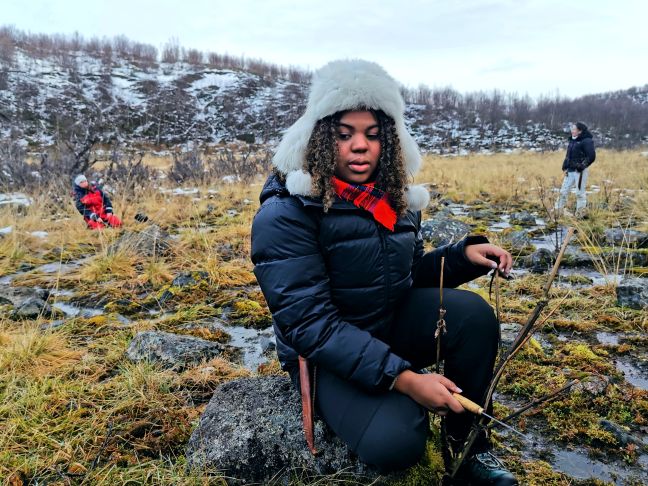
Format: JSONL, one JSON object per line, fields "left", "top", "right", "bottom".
{"left": 393, "top": 370, "right": 465, "bottom": 415}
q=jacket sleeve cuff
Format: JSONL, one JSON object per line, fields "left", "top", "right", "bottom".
{"left": 454, "top": 234, "right": 492, "bottom": 278}
{"left": 377, "top": 353, "right": 411, "bottom": 392}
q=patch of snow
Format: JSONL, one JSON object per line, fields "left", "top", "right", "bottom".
{"left": 0, "top": 226, "right": 13, "bottom": 235}
{"left": 160, "top": 187, "right": 200, "bottom": 196}
{"left": 190, "top": 71, "right": 240, "bottom": 91}
{"left": 0, "top": 193, "right": 32, "bottom": 206}
{"left": 30, "top": 231, "right": 48, "bottom": 239}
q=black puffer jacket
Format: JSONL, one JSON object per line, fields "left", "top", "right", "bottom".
{"left": 251, "top": 174, "right": 490, "bottom": 392}
{"left": 562, "top": 130, "right": 596, "bottom": 172}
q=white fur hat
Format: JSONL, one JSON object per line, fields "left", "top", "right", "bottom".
{"left": 273, "top": 59, "right": 429, "bottom": 211}
{"left": 74, "top": 174, "right": 87, "bottom": 186}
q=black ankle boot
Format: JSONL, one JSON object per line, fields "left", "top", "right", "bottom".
{"left": 457, "top": 451, "right": 518, "bottom": 485}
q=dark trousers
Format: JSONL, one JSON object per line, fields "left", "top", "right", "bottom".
{"left": 310, "top": 288, "right": 499, "bottom": 472}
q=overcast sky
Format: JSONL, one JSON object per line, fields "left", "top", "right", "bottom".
{"left": 4, "top": 0, "right": 647, "bottom": 98}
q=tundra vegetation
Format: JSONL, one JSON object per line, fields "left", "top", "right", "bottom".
{"left": 0, "top": 149, "right": 647, "bottom": 485}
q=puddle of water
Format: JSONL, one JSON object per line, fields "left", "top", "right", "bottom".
{"left": 558, "top": 268, "right": 623, "bottom": 287}
{"left": 487, "top": 214, "right": 512, "bottom": 233}
{"left": 1, "top": 256, "right": 93, "bottom": 284}
{"left": 616, "top": 360, "right": 648, "bottom": 390}
{"left": 596, "top": 332, "right": 619, "bottom": 346}
{"left": 52, "top": 302, "right": 103, "bottom": 318}
{"left": 210, "top": 319, "right": 275, "bottom": 370}
{"left": 50, "top": 289, "right": 75, "bottom": 297}
{"left": 37, "top": 261, "right": 83, "bottom": 274}
{"left": 551, "top": 448, "right": 631, "bottom": 484}
{"left": 515, "top": 428, "right": 648, "bottom": 484}
{"left": 448, "top": 204, "right": 469, "bottom": 216}
{"left": 489, "top": 221, "right": 511, "bottom": 232}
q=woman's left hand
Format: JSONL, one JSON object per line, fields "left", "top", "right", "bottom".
{"left": 464, "top": 243, "right": 513, "bottom": 277}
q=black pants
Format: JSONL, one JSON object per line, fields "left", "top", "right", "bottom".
{"left": 306, "top": 288, "right": 499, "bottom": 472}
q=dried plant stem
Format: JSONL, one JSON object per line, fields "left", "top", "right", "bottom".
{"left": 495, "top": 379, "right": 580, "bottom": 426}
{"left": 448, "top": 228, "right": 574, "bottom": 478}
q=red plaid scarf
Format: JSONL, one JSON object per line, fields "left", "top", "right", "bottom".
{"left": 331, "top": 176, "right": 397, "bottom": 231}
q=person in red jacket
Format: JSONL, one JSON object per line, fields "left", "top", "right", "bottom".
{"left": 73, "top": 174, "right": 122, "bottom": 230}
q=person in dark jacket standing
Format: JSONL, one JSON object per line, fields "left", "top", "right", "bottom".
{"left": 73, "top": 174, "right": 122, "bottom": 230}
{"left": 251, "top": 60, "right": 517, "bottom": 485}
{"left": 555, "top": 122, "right": 596, "bottom": 217}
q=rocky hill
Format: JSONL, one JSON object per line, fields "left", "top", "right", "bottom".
{"left": 1, "top": 28, "right": 647, "bottom": 153}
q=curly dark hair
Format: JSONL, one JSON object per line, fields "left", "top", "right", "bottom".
{"left": 304, "top": 109, "right": 409, "bottom": 214}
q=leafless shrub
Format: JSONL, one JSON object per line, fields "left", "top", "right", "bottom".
{"left": 166, "top": 145, "right": 272, "bottom": 185}
{"left": 167, "top": 150, "right": 210, "bottom": 185}
{"left": 0, "top": 25, "right": 16, "bottom": 65}
{"left": 0, "top": 140, "right": 38, "bottom": 190}
{"left": 184, "top": 49, "right": 203, "bottom": 65}
{"left": 162, "top": 37, "right": 181, "bottom": 64}
{"left": 104, "top": 147, "right": 155, "bottom": 196}
{"left": 206, "top": 146, "right": 272, "bottom": 182}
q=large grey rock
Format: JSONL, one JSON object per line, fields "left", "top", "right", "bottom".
{"left": 186, "top": 376, "right": 378, "bottom": 484}
{"left": 501, "top": 230, "right": 531, "bottom": 248}
{"left": 500, "top": 323, "right": 522, "bottom": 348}
{"left": 13, "top": 297, "right": 53, "bottom": 319}
{"left": 573, "top": 375, "right": 609, "bottom": 396}
{"left": 171, "top": 271, "right": 209, "bottom": 288}
{"left": 468, "top": 208, "right": 496, "bottom": 220}
{"left": 420, "top": 215, "right": 471, "bottom": 246}
{"left": 0, "top": 285, "right": 49, "bottom": 307}
{"left": 561, "top": 246, "right": 595, "bottom": 267}
{"left": 604, "top": 228, "right": 648, "bottom": 249}
{"left": 523, "top": 248, "right": 555, "bottom": 274}
{"left": 109, "top": 224, "right": 172, "bottom": 257}
{"left": 510, "top": 211, "right": 536, "bottom": 226}
{"left": 599, "top": 419, "right": 646, "bottom": 447}
{"left": 126, "top": 331, "right": 223, "bottom": 370}
{"left": 616, "top": 278, "right": 648, "bottom": 309}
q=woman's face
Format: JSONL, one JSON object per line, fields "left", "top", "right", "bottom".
{"left": 571, "top": 125, "right": 581, "bottom": 137}
{"left": 79, "top": 180, "right": 89, "bottom": 189}
{"left": 334, "top": 111, "right": 381, "bottom": 184}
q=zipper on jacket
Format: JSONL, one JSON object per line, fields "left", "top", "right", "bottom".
{"left": 377, "top": 222, "right": 392, "bottom": 314}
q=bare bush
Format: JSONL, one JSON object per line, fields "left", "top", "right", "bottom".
{"left": 206, "top": 146, "right": 272, "bottom": 182}
{"left": 184, "top": 48, "right": 203, "bottom": 65}
{"left": 0, "top": 25, "right": 16, "bottom": 65}
{"left": 167, "top": 145, "right": 272, "bottom": 185}
{"left": 162, "top": 37, "right": 181, "bottom": 64}
{"left": 167, "top": 150, "right": 212, "bottom": 185}
{"left": 104, "top": 147, "right": 155, "bottom": 196}
{"left": 0, "top": 140, "right": 38, "bottom": 190}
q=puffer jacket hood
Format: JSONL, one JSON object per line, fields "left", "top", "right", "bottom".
{"left": 272, "top": 59, "right": 429, "bottom": 211}
{"left": 563, "top": 129, "right": 596, "bottom": 171}
{"left": 570, "top": 129, "right": 593, "bottom": 142}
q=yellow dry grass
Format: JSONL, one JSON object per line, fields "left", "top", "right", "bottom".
{"left": 416, "top": 149, "right": 648, "bottom": 203}
{"left": 1, "top": 148, "right": 647, "bottom": 484}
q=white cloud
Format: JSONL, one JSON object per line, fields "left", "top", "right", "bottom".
{"left": 3, "top": 0, "right": 647, "bottom": 97}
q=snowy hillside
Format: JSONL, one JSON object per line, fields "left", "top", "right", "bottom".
{"left": 1, "top": 34, "right": 647, "bottom": 153}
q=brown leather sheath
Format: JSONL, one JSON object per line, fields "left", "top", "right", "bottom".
{"left": 298, "top": 356, "right": 317, "bottom": 455}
